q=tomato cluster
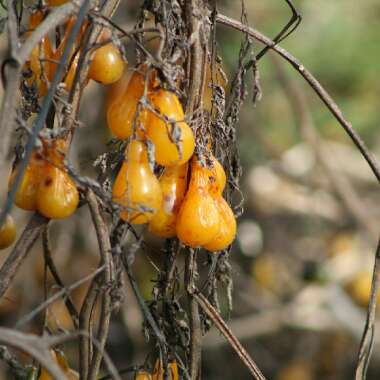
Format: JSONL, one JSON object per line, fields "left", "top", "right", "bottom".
{"left": 108, "top": 65, "right": 236, "bottom": 252}
{"left": 11, "top": 8, "right": 236, "bottom": 253}
{"left": 25, "top": 8, "right": 125, "bottom": 96}
{"left": 9, "top": 139, "right": 79, "bottom": 219}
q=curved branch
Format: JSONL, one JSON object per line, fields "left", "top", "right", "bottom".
{"left": 216, "top": 13, "right": 380, "bottom": 184}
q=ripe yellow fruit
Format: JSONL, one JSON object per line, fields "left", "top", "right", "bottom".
{"left": 149, "top": 163, "right": 188, "bottom": 238}
{"left": 89, "top": 43, "right": 125, "bottom": 84}
{"left": 112, "top": 140, "right": 162, "bottom": 224}
{"left": 0, "top": 214, "right": 16, "bottom": 250}
{"left": 176, "top": 161, "right": 220, "bottom": 247}
{"left": 9, "top": 140, "right": 79, "bottom": 219}
{"left": 36, "top": 166, "right": 79, "bottom": 219}
{"left": 203, "top": 196, "right": 236, "bottom": 252}
{"left": 107, "top": 69, "right": 148, "bottom": 139}
{"left": 146, "top": 90, "right": 195, "bottom": 166}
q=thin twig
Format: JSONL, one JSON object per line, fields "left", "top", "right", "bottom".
{"left": 185, "top": 250, "right": 202, "bottom": 380}
{"left": 355, "top": 238, "right": 380, "bottom": 379}
{"left": 215, "top": 13, "right": 380, "bottom": 185}
{"left": 79, "top": 276, "right": 99, "bottom": 380}
{"left": 271, "top": 56, "right": 378, "bottom": 242}
{"left": 194, "top": 292, "right": 267, "bottom": 380}
{"left": 0, "top": 328, "right": 67, "bottom": 380}
{"left": 87, "top": 189, "right": 114, "bottom": 380}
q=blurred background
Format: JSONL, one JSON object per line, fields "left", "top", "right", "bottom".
{"left": 1, "top": 0, "right": 380, "bottom": 379}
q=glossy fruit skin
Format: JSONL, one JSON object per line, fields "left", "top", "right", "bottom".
{"left": 107, "top": 69, "right": 147, "bottom": 139}
{"left": 36, "top": 165, "right": 79, "bottom": 219}
{"left": 89, "top": 43, "right": 125, "bottom": 84}
{"left": 146, "top": 90, "right": 195, "bottom": 166}
{"left": 149, "top": 163, "right": 188, "bottom": 238}
{"left": 203, "top": 196, "right": 236, "bottom": 252}
{"left": 112, "top": 140, "right": 162, "bottom": 224}
{"left": 176, "top": 161, "right": 220, "bottom": 247}
{"left": 26, "top": 10, "right": 53, "bottom": 96}
{"left": 105, "top": 73, "right": 129, "bottom": 111}
{"left": 9, "top": 140, "right": 79, "bottom": 219}
{"left": 0, "top": 214, "right": 16, "bottom": 250}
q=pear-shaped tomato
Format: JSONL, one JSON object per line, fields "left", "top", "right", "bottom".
{"left": 107, "top": 69, "right": 149, "bottom": 139}
{"left": 9, "top": 152, "right": 46, "bottom": 211}
{"left": 112, "top": 140, "right": 162, "bottom": 224}
{"left": 149, "top": 163, "right": 188, "bottom": 238}
{"left": 89, "top": 43, "right": 125, "bottom": 84}
{"left": 36, "top": 165, "right": 79, "bottom": 219}
{"left": 203, "top": 196, "right": 236, "bottom": 252}
{"left": 9, "top": 140, "right": 79, "bottom": 219}
{"left": 25, "top": 10, "right": 53, "bottom": 96}
{"left": 146, "top": 90, "right": 195, "bottom": 166}
{"left": 0, "top": 214, "right": 16, "bottom": 250}
{"left": 176, "top": 161, "right": 220, "bottom": 247}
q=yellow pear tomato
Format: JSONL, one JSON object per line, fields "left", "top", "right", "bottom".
{"left": 203, "top": 196, "right": 236, "bottom": 252}
{"left": 176, "top": 161, "right": 220, "bottom": 247}
{"left": 112, "top": 140, "right": 162, "bottom": 224}
{"left": 89, "top": 42, "right": 125, "bottom": 84}
{"left": 9, "top": 140, "right": 79, "bottom": 219}
{"left": 146, "top": 90, "right": 195, "bottom": 166}
{"left": 107, "top": 68, "right": 149, "bottom": 139}
{"left": 36, "top": 165, "right": 79, "bottom": 219}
